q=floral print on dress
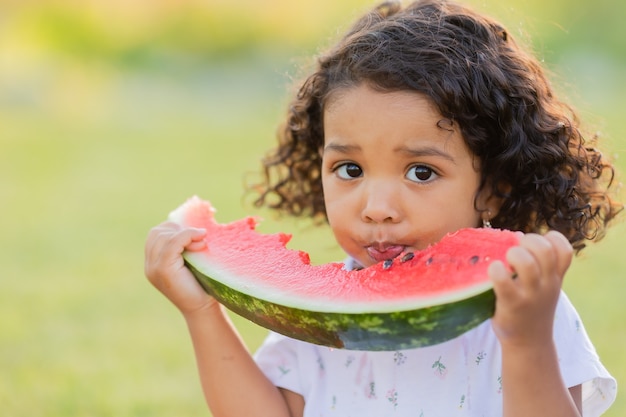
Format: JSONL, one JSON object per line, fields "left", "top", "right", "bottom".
{"left": 386, "top": 388, "right": 398, "bottom": 409}
{"left": 475, "top": 351, "right": 486, "bottom": 365}
{"left": 345, "top": 355, "right": 355, "bottom": 367}
{"left": 394, "top": 351, "right": 407, "bottom": 365}
{"left": 316, "top": 353, "right": 326, "bottom": 377}
{"left": 432, "top": 356, "right": 447, "bottom": 379}
{"left": 367, "top": 381, "right": 376, "bottom": 399}
{"left": 355, "top": 354, "right": 368, "bottom": 384}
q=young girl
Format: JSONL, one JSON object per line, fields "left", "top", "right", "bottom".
{"left": 145, "top": 1, "right": 622, "bottom": 416}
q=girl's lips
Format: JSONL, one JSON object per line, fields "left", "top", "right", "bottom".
{"left": 366, "top": 245, "right": 405, "bottom": 263}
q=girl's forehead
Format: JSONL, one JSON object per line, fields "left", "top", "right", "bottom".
{"left": 324, "top": 83, "right": 439, "bottom": 116}
{"left": 323, "top": 85, "right": 463, "bottom": 147}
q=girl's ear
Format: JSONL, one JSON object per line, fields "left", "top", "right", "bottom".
{"left": 477, "top": 181, "right": 509, "bottom": 223}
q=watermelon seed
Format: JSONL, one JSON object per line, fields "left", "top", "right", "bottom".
{"left": 469, "top": 255, "right": 480, "bottom": 265}
{"left": 383, "top": 259, "right": 394, "bottom": 270}
{"left": 401, "top": 252, "right": 415, "bottom": 262}
{"left": 426, "top": 257, "right": 433, "bottom": 266}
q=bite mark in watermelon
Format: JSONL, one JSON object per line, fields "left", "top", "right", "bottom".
{"left": 168, "top": 196, "right": 519, "bottom": 351}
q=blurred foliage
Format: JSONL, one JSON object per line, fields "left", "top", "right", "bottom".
{"left": 1, "top": 0, "right": 374, "bottom": 70}
{"left": 1, "top": 0, "right": 625, "bottom": 69}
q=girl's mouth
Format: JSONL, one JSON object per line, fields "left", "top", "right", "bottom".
{"left": 366, "top": 244, "right": 405, "bottom": 263}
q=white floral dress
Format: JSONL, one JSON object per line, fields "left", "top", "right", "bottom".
{"left": 254, "top": 291, "right": 616, "bottom": 417}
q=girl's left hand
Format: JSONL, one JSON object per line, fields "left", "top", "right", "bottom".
{"left": 488, "top": 231, "right": 574, "bottom": 347}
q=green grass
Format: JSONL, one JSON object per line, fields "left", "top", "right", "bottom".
{"left": 0, "top": 64, "right": 345, "bottom": 416}
{"left": 1, "top": 1, "right": 625, "bottom": 415}
{"left": 2, "top": 60, "right": 625, "bottom": 417}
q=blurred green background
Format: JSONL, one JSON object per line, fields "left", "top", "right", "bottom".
{"left": 1, "top": 0, "right": 624, "bottom": 415}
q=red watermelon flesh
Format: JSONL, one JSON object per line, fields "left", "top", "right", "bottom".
{"left": 168, "top": 196, "right": 519, "bottom": 350}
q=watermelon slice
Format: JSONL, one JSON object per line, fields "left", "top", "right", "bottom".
{"left": 168, "top": 196, "right": 518, "bottom": 351}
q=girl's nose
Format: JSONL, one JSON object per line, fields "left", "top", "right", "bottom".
{"left": 361, "top": 181, "right": 401, "bottom": 224}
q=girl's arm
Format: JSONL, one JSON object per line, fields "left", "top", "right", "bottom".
{"left": 184, "top": 303, "right": 294, "bottom": 417}
{"left": 489, "top": 231, "right": 582, "bottom": 417}
{"left": 144, "top": 222, "right": 294, "bottom": 417}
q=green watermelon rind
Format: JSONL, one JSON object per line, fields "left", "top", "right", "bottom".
{"left": 186, "top": 261, "right": 495, "bottom": 351}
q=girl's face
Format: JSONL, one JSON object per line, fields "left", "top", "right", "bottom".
{"left": 321, "top": 84, "right": 497, "bottom": 268}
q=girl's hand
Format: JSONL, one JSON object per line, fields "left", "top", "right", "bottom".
{"left": 144, "top": 221, "right": 217, "bottom": 315}
{"left": 488, "top": 231, "right": 574, "bottom": 347}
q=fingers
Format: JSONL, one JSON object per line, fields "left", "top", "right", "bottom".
{"left": 146, "top": 222, "right": 206, "bottom": 256}
{"left": 488, "top": 231, "right": 574, "bottom": 311}
{"left": 488, "top": 231, "right": 572, "bottom": 345}
{"left": 144, "top": 221, "right": 216, "bottom": 313}
{"left": 490, "top": 231, "right": 572, "bottom": 287}
{"left": 186, "top": 239, "right": 208, "bottom": 252}
{"left": 144, "top": 222, "right": 207, "bottom": 280}
{"left": 510, "top": 234, "right": 555, "bottom": 287}
{"left": 543, "top": 230, "right": 573, "bottom": 278}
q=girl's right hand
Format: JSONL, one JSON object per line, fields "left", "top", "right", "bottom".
{"left": 144, "top": 221, "right": 217, "bottom": 315}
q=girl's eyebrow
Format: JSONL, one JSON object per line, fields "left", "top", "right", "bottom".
{"left": 323, "top": 143, "right": 361, "bottom": 154}
{"left": 323, "top": 142, "right": 456, "bottom": 163}
{"left": 395, "top": 145, "right": 456, "bottom": 163}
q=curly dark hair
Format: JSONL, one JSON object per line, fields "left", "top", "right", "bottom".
{"left": 251, "top": 0, "right": 622, "bottom": 252}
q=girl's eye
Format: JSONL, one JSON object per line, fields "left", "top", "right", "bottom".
{"left": 335, "top": 163, "right": 363, "bottom": 179}
{"left": 406, "top": 165, "right": 437, "bottom": 183}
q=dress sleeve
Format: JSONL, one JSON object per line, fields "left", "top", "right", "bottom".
{"left": 554, "top": 292, "right": 617, "bottom": 417}
{"left": 253, "top": 331, "right": 305, "bottom": 395}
